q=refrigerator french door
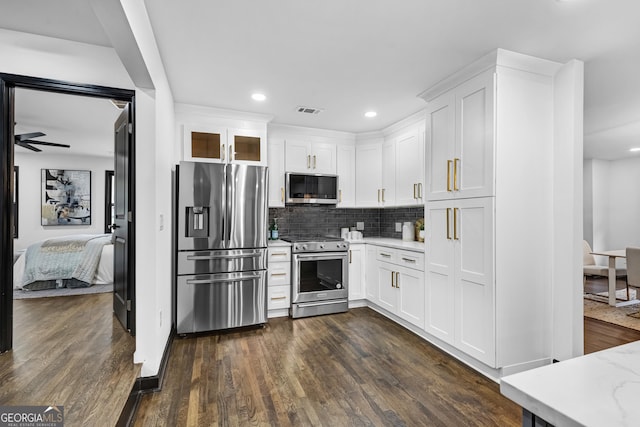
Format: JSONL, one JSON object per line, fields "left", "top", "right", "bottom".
{"left": 176, "top": 161, "right": 268, "bottom": 334}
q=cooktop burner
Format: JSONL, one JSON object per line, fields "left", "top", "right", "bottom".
{"left": 280, "top": 235, "right": 344, "bottom": 243}
{"left": 281, "top": 235, "right": 348, "bottom": 253}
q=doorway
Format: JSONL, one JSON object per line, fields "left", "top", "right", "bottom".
{"left": 0, "top": 73, "right": 136, "bottom": 352}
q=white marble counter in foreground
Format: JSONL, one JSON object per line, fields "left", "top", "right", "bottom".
{"left": 500, "top": 340, "right": 640, "bottom": 426}
{"left": 354, "top": 237, "right": 425, "bottom": 253}
{"left": 267, "top": 239, "right": 291, "bottom": 247}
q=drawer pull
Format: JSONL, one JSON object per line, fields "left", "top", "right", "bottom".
{"left": 270, "top": 296, "right": 287, "bottom": 300}
{"left": 270, "top": 252, "right": 289, "bottom": 256}
{"left": 270, "top": 272, "right": 287, "bottom": 276}
{"left": 380, "top": 253, "right": 391, "bottom": 258}
{"left": 401, "top": 257, "right": 416, "bottom": 263}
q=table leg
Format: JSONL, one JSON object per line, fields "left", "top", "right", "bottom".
{"left": 608, "top": 256, "right": 616, "bottom": 306}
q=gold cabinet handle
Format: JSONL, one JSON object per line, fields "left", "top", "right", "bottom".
{"left": 395, "top": 272, "right": 400, "bottom": 288}
{"left": 339, "top": 189, "right": 342, "bottom": 203}
{"left": 313, "top": 155, "right": 317, "bottom": 169}
{"left": 413, "top": 183, "right": 417, "bottom": 199}
{"left": 270, "top": 272, "right": 287, "bottom": 277}
{"left": 378, "top": 189, "right": 381, "bottom": 203}
{"left": 271, "top": 296, "right": 287, "bottom": 301}
{"left": 271, "top": 252, "right": 288, "bottom": 256}
{"left": 454, "top": 207, "right": 459, "bottom": 240}
{"left": 446, "top": 208, "right": 452, "bottom": 240}
{"left": 380, "top": 252, "right": 391, "bottom": 258}
{"left": 447, "top": 160, "right": 452, "bottom": 192}
{"left": 391, "top": 271, "right": 395, "bottom": 288}
{"left": 418, "top": 183, "right": 423, "bottom": 199}
{"left": 349, "top": 250, "right": 352, "bottom": 263}
{"left": 307, "top": 155, "right": 311, "bottom": 169}
{"left": 382, "top": 188, "right": 385, "bottom": 203}
{"left": 453, "top": 158, "right": 460, "bottom": 191}
{"left": 281, "top": 187, "right": 285, "bottom": 202}
{"left": 401, "top": 257, "right": 416, "bottom": 263}
{"left": 221, "top": 143, "right": 226, "bottom": 161}
{"left": 229, "top": 144, "right": 233, "bottom": 161}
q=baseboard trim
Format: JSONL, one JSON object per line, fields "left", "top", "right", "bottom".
{"left": 117, "top": 327, "right": 175, "bottom": 426}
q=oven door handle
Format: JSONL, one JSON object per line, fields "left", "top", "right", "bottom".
{"left": 294, "top": 253, "right": 348, "bottom": 262}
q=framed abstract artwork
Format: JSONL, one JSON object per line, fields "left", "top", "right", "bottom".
{"left": 41, "top": 169, "right": 91, "bottom": 225}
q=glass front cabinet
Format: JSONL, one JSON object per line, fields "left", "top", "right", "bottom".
{"left": 183, "top": 124, "right": 267, "bottom": 166}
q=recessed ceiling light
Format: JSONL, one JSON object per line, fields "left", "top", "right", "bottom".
{"left": 630, "top": 147, "right": 640, "bottom": 152}
{"left": 364, "top": 111, "right": 377, "bottom": 118}
{"left": 251, "top": 93, "right": 266, "bottom": 101}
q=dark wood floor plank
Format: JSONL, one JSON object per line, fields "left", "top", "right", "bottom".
{"left": 134, "top": 308, "right": 522, "bottom": 426}
{"left": 0, "top": 292, "right": 138, "bottom": 426}
{"left": 584, "top": 317, "right": 640, "bottom": 354}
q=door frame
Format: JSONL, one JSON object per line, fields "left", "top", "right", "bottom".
{"left": 0, "top": 73, "right": 136, "bottom": 352}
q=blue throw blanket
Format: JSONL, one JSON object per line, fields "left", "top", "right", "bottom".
{"left": 21, "top": 234, "right": 112, "bottom": 289}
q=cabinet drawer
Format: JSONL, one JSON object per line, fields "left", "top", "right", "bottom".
{"left": 268, "top": 246, "right": 291, "bottom": 263}
{"left": 268, "top": 285, "right": 291, "bottom": 310}
{"left": 268, "top": 263, "right": 290, "bottom": 286}
{"left": 397, "top": 250, "right": 424, "bottom": 271}
{"left": 376, "top": 248, "right": 397, "bottom": 263}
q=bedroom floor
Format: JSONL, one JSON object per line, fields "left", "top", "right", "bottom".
{"left": 0, "top": 292, "right": 139, "bottom": 425}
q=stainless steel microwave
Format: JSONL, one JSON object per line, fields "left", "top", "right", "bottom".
{"left": 285, "top": 172, "right": 338, "bottom": 205}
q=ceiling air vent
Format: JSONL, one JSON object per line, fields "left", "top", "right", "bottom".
{"left": 296, "top": 106, "right": 324, "bottom": 115}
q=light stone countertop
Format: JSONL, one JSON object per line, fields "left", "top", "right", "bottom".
{"left": 267, "top": 239, "right": 291, "bottom": 247}
{"left": 349, "top": 237, "right": 425, "bottom": 253}
{"left": 500, "top": 340, "right": 640, "bottom": 426}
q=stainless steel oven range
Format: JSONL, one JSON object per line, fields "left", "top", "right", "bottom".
{"left": 283, "top": 236, "right": 349, "bottom": 318}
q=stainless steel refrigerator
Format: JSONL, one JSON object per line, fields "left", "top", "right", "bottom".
{"left": 175, "top": 161, "right": 268, "bottom": 334}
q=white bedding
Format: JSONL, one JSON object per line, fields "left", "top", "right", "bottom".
{"left": 13, "top": 243, "right": 113, "bottom": 289}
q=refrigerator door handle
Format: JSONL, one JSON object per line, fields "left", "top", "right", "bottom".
{"left": 186, "top": 273, "right": 260, "bottom": 285}
{"left": 186, "top": 252, "right": 262, "bottom": 261}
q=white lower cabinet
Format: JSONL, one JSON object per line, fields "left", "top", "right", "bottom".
{"left": 368, "top": 245, "right": 425, "bottom": 329}
{"left": 425, "top": 197, "right": 495, "bottom": 367}
{"left": 267, "top": 244, "right": 292, "bottom": 316}
{"left": 348, "top": 243, "right": 365, "bottom": 301}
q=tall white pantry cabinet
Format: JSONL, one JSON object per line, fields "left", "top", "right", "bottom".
{"left": 421, "top": 49, "right": 578, "bottom": 375}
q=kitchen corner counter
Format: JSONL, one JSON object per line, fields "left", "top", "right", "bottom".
{"left": 267, "top": 239, "right": 291, "bottom": 247}
{"left": 359, "top": 237, "right": 425, "bottom": 253}
{"left": 500, "top": 340, "right": 640, "bottom": 427}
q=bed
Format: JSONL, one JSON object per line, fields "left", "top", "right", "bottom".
{"left": 13, "top": 234, "right": 114, "bottom": 290}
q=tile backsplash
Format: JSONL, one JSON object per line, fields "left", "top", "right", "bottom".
{"left": 269, "top": 206, "right": 424, "bottom": 239}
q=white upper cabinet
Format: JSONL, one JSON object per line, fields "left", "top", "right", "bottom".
{"left": 285, "top": 140, "right": 336, "bottom": 174}
{"left": 183, "top": 124, "right": 267, "bottom": 166}
{"left": 355, "top": 143, "right": 383, "bottom": 207}
{"left": 425, "top": 69, "right": 494, "bottom": 201}
{"left": 268, "top": 139, "right": 286, "bottom": 207}
{"left": 336, "top": 145, "right": 356, "bottom": 207}
{"left": 381, "top": 138, "right": 396, "bottom": 206}
{"left": 394, "top": 124, "right": 425, "bottom": 206}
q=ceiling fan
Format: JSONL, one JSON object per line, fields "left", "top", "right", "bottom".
{"left": 14, "top": 132, "right": 70, "bottom": 152}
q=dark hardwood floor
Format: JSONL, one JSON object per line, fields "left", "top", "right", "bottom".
{"left": 584, "top": 317, "right": 640, "bottom": 354}
{"left": 0, "top": 292, "right": 139, "bottom": 426}
{"left": 135, "top": 308, "right": 522, "bottom": 426}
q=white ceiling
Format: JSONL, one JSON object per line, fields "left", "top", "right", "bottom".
{"left": 1, "top": 0, "right": 640, "bottom": 160}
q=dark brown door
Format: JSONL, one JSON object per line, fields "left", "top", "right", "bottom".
{"left": 113, "top": 104, "right": 135, "bottom": 334}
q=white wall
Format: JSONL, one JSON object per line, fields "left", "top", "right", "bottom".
{"left": 585, "top": 156, "right": 640, "bottom": 268}
{"left": 551, "top": 59, "right": 584, "bottom": 361}
{"left": 14, "top": 152, "right": 113, "bottom": 251}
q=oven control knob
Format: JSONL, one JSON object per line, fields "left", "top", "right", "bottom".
{"left": 301, "top": 244, "right": 308, "bottom": 251}
{"left": 320, "top": 244, "right": 325, "bottom": 249}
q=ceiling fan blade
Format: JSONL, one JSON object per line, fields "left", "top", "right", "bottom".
{"left": 22, "top": 140, "right": 70, "bottom": 148}
{"left": 16, "top": 141, "right": 42, "bottom": 152}
{"left": 15, "top": 132, "right": 45, "bottom": 141}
